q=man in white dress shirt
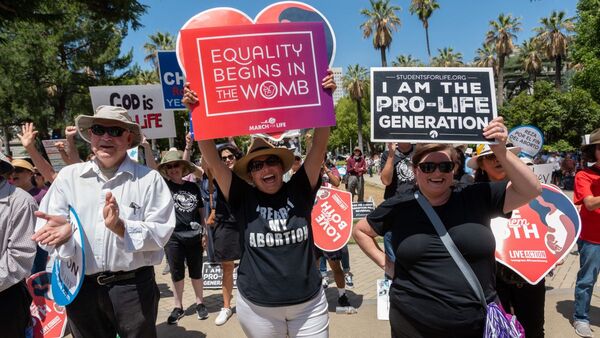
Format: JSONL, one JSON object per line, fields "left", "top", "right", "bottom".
{"left": 0, "top": 151, "right": 38, "bottom": 337}
{"left": 32, "top": 106, "right": 175, "bottom": 338}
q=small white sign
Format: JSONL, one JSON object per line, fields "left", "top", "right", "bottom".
{"left": 89, "top": 84, "right": 175, "bottom": 140}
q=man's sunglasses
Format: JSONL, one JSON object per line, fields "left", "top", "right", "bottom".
{"left": 221, "top": 154, "right": 235, "bottom": 162}
{"left": 417, "top": 161, "right": 455, "bottom": 173}
{"left": 248, "top": 156, "right": 281, "bottom": 173}
{"left": 90, "top": 124, "right": 127, "bottom": 137}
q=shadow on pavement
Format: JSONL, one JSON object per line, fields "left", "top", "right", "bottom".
{"left": 324, "top": 288, "right": 364, "bottom": 312}
{"left": 156, "top": 322, "right": 206, "bottom": 338}
{"left": 157, "top": 282, "right": 173, "bottom": 298}
{"left": 556, "top": 300, "right": 600, "bottom": 326}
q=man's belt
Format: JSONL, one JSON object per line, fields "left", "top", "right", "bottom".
{"left": 88, "top": 266, "right": 152, "bottom": 286}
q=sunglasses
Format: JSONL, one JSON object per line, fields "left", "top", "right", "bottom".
{"left": 417, "top": 161, "right": 455, "bottom": 173}
{"left": 165, "top": 163, "right": 180, "bottom": 170}
{"left": 90, "top": 124, "right": 127, "bottom": 137}
{"left": 248, "top": 156, "right": 281, "bottom": 173}
{"left": 482, "top": 154, "right": 497, "bottom": 161}
{"left": 221, "top": 154, "right": 235, "bottom": 162}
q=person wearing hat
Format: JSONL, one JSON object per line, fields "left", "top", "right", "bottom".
{"left": 573, "top": 128, "right": 600, "bottom": 338}
{"left": 32, "top": 105, "right": 175, "bottom": 338}
{"left": 184, "top": 70, "right": 336, "bottom": 337}
{"left": 157, "top": 150, "right": 208, "bottom": 324}
{"left": 199, "top": 142, "right": 243, "bottom": 326}
{"left": 467, "top": 143, "right": 521, "bottom": 182}
{"left": 346, "top": 147, "right": 366, "bottom": 202}
{"left": 471, "top": 143, "right": 546, "bottom": 338}
{"left": 0, "top": 152, "right": 38, "bottom": 337}
{"left": 11, "top": 158, "right": 49, "bottom": 274}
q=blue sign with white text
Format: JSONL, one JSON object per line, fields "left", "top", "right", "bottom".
{"left": 158, "top": 51, "right": 185, "bottom": 110}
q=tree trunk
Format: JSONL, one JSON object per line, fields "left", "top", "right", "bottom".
{"left": 497, "top": 55, "right": 505, "bottom": 107}
{"left": 555, "top": 55, "right": 562, "bottom": 90}
{"left": 380, "top": 48, "right": 387, "bottom": 67}
{"left": 425, "top": 27, "right": 431, "bottom": 58}
{"left": 356, "top": 99, "right": 364, "bottom": 153}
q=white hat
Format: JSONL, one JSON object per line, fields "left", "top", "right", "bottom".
{"left": 75, "top": 105, "right": 142, "bottom": 147}
{"left": 467, "top": 144, "right": 521, "bottom": 169}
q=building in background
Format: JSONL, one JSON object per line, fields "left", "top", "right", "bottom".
{"left": 331, "top": 67, "right": 345, "bottom": 106}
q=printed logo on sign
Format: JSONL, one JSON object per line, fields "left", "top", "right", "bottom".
{"left": 249, "top": 117, "right": 286, "bottom": 131}
{"left": 197, "top": 30, "right": 321, "bottom": 117}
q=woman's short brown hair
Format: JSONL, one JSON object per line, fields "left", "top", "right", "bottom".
{"left": 412, "top": 144, "right": 459, "bottom": 169}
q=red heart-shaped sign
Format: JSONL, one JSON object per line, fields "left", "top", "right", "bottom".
{"left": 491, "top": 184, "right": 581, "bottom": 284}
{"left": 176, "top": 1, "right": 336, "bottom": 75}
{"left": 311, "top": 186, "right": 353, "bottom": 252}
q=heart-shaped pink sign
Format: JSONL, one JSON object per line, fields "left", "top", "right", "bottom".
{"left": 176, "top": 1, "right": 336, "bottom": 74}
{"left": 491, "top": 184, "right": 581, "bottom": 284}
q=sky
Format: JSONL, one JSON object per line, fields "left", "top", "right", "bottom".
{"left": 121, "top": 0, "right": 578, "bottom": 72}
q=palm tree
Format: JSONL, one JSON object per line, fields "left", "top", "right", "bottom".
{"left": 431, "top": 47, "right": 463, "bottom": 67}
{"left": 342, "top": 64, "right": 369, "bottom": 153}
{"left": 391, "top": 54, "right": 424, "bottom": 67}
{"left": 143, "top": 31, "right": 175, "bottom": 72}
{"left": 486, "top": 13, "right": 521, "bottom": 107}
{"left": 409, "top": 0, "right": 440, "bottom": 58}
{"left": 473, "top": 43, "right": 497, "bottom": 72}
{"left": 534, "top": 10, "right": 575, "bottom": 89}
{"left": 360, "top": 0, "right": 402, "bottom": 67}
{"left": 519, "top": 38, "right": 543, "bottom": 82}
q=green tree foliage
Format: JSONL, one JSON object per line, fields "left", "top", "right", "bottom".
{"left": 486, "top": 13, "right": 522, "bottom": 107}
{"left": 534, "top": 10, "right": 575, "bottom": 89}
{"left": 391, "top": 54, "right": 425, "bottom": 67}
{"left": 342, "top": 64, "right": 369, "bottom": 153}
{"left": 571, "top": 0, "right": 600, "bottom": 104}
{"left": 409, "top": 0, "right": 440, "bottom": 58}
{"left": 330, "top": 97, "right": 371, "bottom": 153}
{"left": 0, "top": 0, "right": 145, "bottom": 139}
{"left": 431, "top": 47, "right": 463, "bottom": 67}
{"left": 502, "top": 81, "right": 600, "bottom": 150}
{"left": 473, "top": 43, "right": 497, "bottom": 71}
{"left": 360, "top": 0, "right": 402, "bottom": 67}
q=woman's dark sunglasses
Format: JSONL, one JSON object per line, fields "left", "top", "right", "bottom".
{"left": 90, "top": 124, "right": 127, "bottom": 137}
{"left": 248, "top": 156, "right": 281, "bottom": 173}
{"left": 165, "top": 163, "right": 180, "bottom": 170}
{"left": 221, "top": 154, "right": 235, "bottom": 162}
{"left": 417, "top": 161, "right": 455, "bottom": 173}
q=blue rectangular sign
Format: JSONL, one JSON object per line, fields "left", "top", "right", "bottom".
{"left": 157, "top": 51, "right": 185, "bottom": 110}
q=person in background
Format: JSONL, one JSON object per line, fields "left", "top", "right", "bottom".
{"left": 10, "top": 159, "right": 48, "bottom": 273}
{"left": 0, "top": 152, "right": 38, "bottom": 338}
{"left": 315, "top": 155, "right": 353, "bottom": 306}
{"left": 346, "top": 147, "right": 366, "bottom": 202}
{"left": 572, "top": 128, "right": 600, "bottom": 338}
{"left": 454, "top": 146, "right": 474, "bottom": 185}
{"left": 32, "top": 106, "right": 175, "bottom": 338}
{"left": 464, "top": 147, "right": 474, "bottom": 177}
{"left": 157, "top": 150, "right": 208, "bottom": 324}
{"left": 284, "top": 155, "right": 303, "bottom": 182}
{"left": 469, "top": 144, "right": 545, "bottom": 338}
{"left": 186, "top": 70, "right": 336, "bottom": 337}
{"left": 380, "top": 142, "right": 415, "bottom": 278}
{"left": 354, "top": 117, "right": 541, "bottom": 337}
{"left": 204, "top": 143, "right": 243, "bottom": 326}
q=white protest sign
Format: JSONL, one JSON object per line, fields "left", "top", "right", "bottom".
{"left": 532, "top": 163, "right": 554, "bottom": 184}
{"left": 376, "top": 279, "right": 391, "bottom": 321}
{"left": 89, "top": 85, "right": 175, "bottom": 139}
{"left": 508, "top": 125, "right": 544, "bottom": 157}
{"left": 41, "top": 139, "right": 68, "bottom": 172}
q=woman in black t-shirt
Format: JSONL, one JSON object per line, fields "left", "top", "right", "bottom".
{"left": 469, "top": 144, "right": 546, "bottom": 338}
{"left": 354, "top": 117, "right": 541, "bottom": 338}
{"left": 157, "top": 150, "right": 208, "bottom": 324}
{"left": 185, "top": 72, "right": 336, "bottom": 338}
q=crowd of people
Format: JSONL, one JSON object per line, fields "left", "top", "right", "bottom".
{"left": 0, "top": 70, "right": 599, "bottom": 338}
